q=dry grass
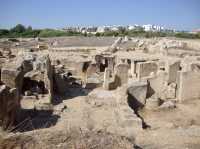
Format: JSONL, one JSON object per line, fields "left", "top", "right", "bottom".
{"left": 0, "top": 135, "right": 37, "bottom": 149}
{"left": 0, "top": 128, "right": 133, "bottom": 149}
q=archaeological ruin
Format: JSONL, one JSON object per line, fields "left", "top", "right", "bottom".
{"left": 1, "top": 36, "right": 200, "bottom": 148}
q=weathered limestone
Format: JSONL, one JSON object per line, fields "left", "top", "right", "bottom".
{"left": 86, "top": 63, "right": 99, "bottom": 77}
{"left": 145, "top": 94, "right": 162, "bottom": 110}
{"left": 136, "top": 61, "right": 158, "bottom": 80}
{"left": 103, "top": 68, "right": 111, "bottom": 90}
{"left": 127, "top": 81, "right": 148, "bottom": 106}
{"left": 106, "top": 56, "right": 115, "bottom": 72}
{"left": 1, "top": 48, "right": 12, "bottom": 58}
{"left": 1, "top": 65, "right": 24, "bottom": 92}
{"left": 177, "top": 71, "right": 200, "bottom": 101}
{"left": 166, "top": 60, "right": 181, "bottom": 83}
{"left": 160, "top": 83, "right": 177, "bottom": 100}
{"left": 85, "top": 74, "right": 102, "bottom": 89}
{"left": 181, "top": 61, "right": 200, "bottom": 72}
{"left": 159, "top": 100, "right": 176, "bottom": 110}
{"left": 114, "top": 63, "right": 129, "bottom": 86}
{"left": 1, "top": 53, "right": 54, "bottom": 103}
{"left": 61, "top": 59, "right": 91, "bottom": 76}
{"left": 148, "top": 71, "right": 167, "bottom": 98}
{"left": 130, "top": 60, "right": 136, "bottom": 78}
{"left": 43, "top": 55, "right": 54, "bottom": 103}
{"left": 0, "top": 85, "right": 20, "bottom": 129}
{"left": 102, "top": 63, "right": 130, "bottom": 90}
{"left": 191, "top": 63, "right": 200, "bottom": 72}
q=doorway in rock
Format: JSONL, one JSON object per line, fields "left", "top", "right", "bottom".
{"left": 22, "top": 77, "right": 48, "bottom": 96}
{"left": 100, "top": 59, "right": 108, "bottom": 72}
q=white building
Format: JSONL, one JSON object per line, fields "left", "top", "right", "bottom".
{"left": 97, "top": 26, "right": 110, "bottom": 33}
{"left": 143, "top": 24, "right": 164, "bottom": 32}
{"left": 143, "top": 24, "right": 153, "bottom": 31}
{"left": 86, "top": 26, "right": 97, "bottom": 33}
{"left": 127, "top": 24, "right": 141, "bottom": 30}
{"left": 110, "top": 26, "right": 119, "bottom": 31}
{"left": 128, "top": 25, "right": 135, "bottom": 30}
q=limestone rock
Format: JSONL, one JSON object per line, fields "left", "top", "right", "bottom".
{"left": 160, "top": 83, "right": 177, "bottom": 100}
{"left": 159, "top": 101, "right": 176, "bottom": 110}
{"left": 127, "top": 81, "right": 147, "bottom": 105}
{"left": 0, "top": 85, "right": 20, "bottom": 129}
{"left": 114, "top": 63, "right": 129, "bottom": 86}
{"left": 145, "top": 94, "right": 162, "bottom": 110}
{"left": 2, "top": 49, "right": 12, "bottom": 58}
{"left": 103, "top": 68, "right": 111, "bottom": 90}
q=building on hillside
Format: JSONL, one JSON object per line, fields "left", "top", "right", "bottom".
{"left": 97, "top": 26, "right": 111, "bottom": 33}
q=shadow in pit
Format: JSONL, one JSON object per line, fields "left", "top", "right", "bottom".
{"left": 53, "top": 80, "right": 94, "bottom": 105}
{"left": 127, "top": 93, "right": 151, "bottom": 129}
{"left": 11, "top": 109, "right": 60, "bottom": 133}
{"left": 134, "top": 144, "right": 143, "bottom": 149}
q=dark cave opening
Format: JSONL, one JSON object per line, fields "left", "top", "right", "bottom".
{"left": 100, "top": 59, "right": 108, "bottom": 72}
{"left": 22, "top": 77, "right": 48, "bottom": 96}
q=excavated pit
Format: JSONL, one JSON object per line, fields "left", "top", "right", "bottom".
{"left": 127, "top": 93, "right": 150, "bottom": 129}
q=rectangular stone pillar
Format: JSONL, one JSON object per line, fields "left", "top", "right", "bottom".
{"left": 103, "top": 68, "right": 111, "bottom": 90}
{"left": 114, "top": 63, "right": 129, "bottom": 86}
{"left": 177, "top": 71, "right": 200, "bottom": 101}
{"left": 106, "top": 56, "right": 115, "bottom": 72}
{"left": 130, "top": 60, "right": 136, "bottom": 78}
{"left": 166, "top": 60, "right": 181, "bottom": 84}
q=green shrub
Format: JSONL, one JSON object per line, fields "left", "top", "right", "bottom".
{"left": 175, "top": 32, "right": 199, "bottom": 39}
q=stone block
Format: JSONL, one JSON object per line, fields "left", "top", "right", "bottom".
{"left": 130, "top": 60, "right": 136, "bottom": 78}
{"left": 145, "top": 94, "right": 162, "bottom": 110}
{"left": 159, "top": 101, "right": 176, "bottom": 110}
{"left": 166, "top": 60, "right": 181, "bottom": 83}
{"left": 103, "top": 68, "right": 111, "bottom": 90}
{"left": 127, "top": 81, "right": 148, "bottom": 105}
{"left": 148, "top": 71, "right": 167, "bottom": 98}
{"left": 114, "top": 63, "right": 129, "bottom": 86}
{"left": 177, "top": 71, "right": 200, "bottom": 101}
{"left": 136, "top": 61, "right": 158, "bottom": 79}
{"left": 1, "top": 67, "right": 24, "bottom": 89}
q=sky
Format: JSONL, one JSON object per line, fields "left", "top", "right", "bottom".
{"left": 0, "top": 0, "right": 199, "bottom": 30}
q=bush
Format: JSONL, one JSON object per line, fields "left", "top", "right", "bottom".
{"left": 0, "top": 29, "right": 9, "bottom": 37}
{"left": 95, "top": 32, "right": 101, "bottom": 37}
{"left": 39, "top": 29, "right": 65, "bottom": 37}
{"left": 175, "top": 32, "right": 199, "bottom": 39}
{"left": 21, "top": 30, "right": 41, "bottom": 38}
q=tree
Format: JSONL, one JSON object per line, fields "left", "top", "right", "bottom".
{"left": 0, "top": 29, "right": 9, "bottom": 36}
{"left": 27, "top": 26, "right": 33, "bottom": 32}
{"left": 10, "top": 24, "right": 26, "bottom": 33}
{"left": 95, "top": 32, "right": 101, "bottom": 37}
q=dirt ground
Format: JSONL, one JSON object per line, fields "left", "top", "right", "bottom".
{"left": 2, "top": 88, "right": 200, "bottom": 149}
